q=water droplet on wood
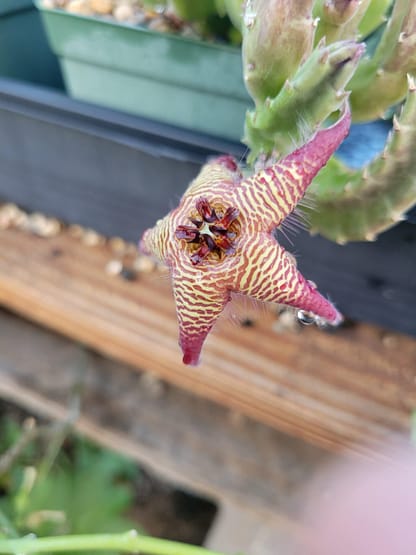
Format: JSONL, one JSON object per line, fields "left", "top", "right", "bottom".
{"left": 297, "top": 310, "right": 316, "bottom": 325}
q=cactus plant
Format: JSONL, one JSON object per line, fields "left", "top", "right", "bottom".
{"left": 243, "top": 0, "right": 416, "bottom": 243}
{"left": 140, "top": 0, "right": 416, "bottom": 364}
{"left": 140, "top": 110, "right": 350, "bottom": 365}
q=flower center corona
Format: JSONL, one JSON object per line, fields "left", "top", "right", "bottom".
{"left": 175, "top": 197, "right": 240, "bottom": 265}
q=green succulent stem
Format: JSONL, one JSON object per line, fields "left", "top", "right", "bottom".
{"left": 244, "top": 40, "right": 364, "bottom": 162}
{"left": 218, "top": 0, "right": 243, "bottom": 30}
{"left": 371, "top": 0, "right": 410, "bottom": 66}
{"left": 242, "top": 0, "right": 315, "bottom": 103}
{"left": 307, "top": 79, "right": 416, "bottom": 243}
{"left": 0, "top": 532, "right": 226, "bottom": 555}
{"left": 313, "top": 0, "right": 393, "bottom": 43}
{"left": 357, "top": 0, "right": 393, "bottom": 39}
{"left": 240, "top": 0, "right": 416, "bottom": 242}
{"left": 349, "top": 0, "right": 415, "bottom": 120}
{"left": 313, "top": 0, "right": 370, "bottom": 43}
{"left": 169, "top": 0, "right": 217, "bottom": 22}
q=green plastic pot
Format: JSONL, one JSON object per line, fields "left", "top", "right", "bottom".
{"left": 0, "top": 0, "right": 63, "bottom": 87}
{"left": 37, "top": 4, "right": 251, "bottom": 140}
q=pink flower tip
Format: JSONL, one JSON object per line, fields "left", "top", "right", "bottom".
{"left": 214, "top": 155, "right": 239, "bottom": 172}
{"left": 180, "top": 333, "right": 206, "bottom": 366}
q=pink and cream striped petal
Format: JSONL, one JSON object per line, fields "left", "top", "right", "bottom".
{"left": 140, "top": 106, "right": 350, "bottom": 365}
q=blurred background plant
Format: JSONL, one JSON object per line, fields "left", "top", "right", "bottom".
{"left": 44, "top": 0, "right": 243, "bottom": 43}
{"left": 0, "top": 409, "right": 224, "bottom": 555}
{"left": 0, "top": 411, "right": 140, "bottom": 554}
{"left": 0, "top": 404, "right": 219, "bottom": 554}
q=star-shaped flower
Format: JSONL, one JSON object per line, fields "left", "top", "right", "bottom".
{"left": 140, "top": 106, "right": 350, "bottom": 366}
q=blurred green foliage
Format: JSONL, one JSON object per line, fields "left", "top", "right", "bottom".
{"left": 0, "top": 412, "right": 141, "bottom": 554}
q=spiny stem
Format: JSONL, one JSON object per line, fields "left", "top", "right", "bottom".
{"left": 0, "top": 532, "right": 227, "bottom": 555}
{"left": 307, "top": 80, "right": 416, "bottom": 242}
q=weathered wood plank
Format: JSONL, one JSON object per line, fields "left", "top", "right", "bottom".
{"left": 0, "top": 308, "right": 328, "bottom": 527}
{"left": 0, "top": 226, "right": 415, "bottom": 457}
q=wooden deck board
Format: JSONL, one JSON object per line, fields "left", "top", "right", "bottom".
{"left": 0, "top": 308, "right": 329, "bottom": 523}
{"left": 0, "top": 226, "right": 415, "bottom": 457}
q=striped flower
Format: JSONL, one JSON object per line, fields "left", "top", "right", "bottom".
{"left": 140, "top": 105, "right": 350, "bottom": 366}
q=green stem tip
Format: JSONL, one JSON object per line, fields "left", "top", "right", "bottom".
{"left": 0, "top": 532, "right": 227, "bottom": 555}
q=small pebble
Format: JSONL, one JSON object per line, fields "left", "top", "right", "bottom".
{"left": 68, "top": 224, "right": 84, "bottom": 239}
{"left": 0, "top": 204, "right": 19, "bottom": 229}
{"left": 109, "top": 236, "right": 127, "bottom": 255}
{"left": 105, "top": 259, "right": 123, "bottom": 276}
{"left": 272, "top": 310, "right": 299, "bottom": 333}
{"left": 66, "top": 0, "right": 93, "bottom": 15}
{"left": 0, "top": 214, "right": 11, "bottom": 230}
{"left": 44, "top": 218, "right": 62, "bottom": 237}
{"left": 82, "top": 229, "right": 105, "bottom": 247}
{"left": 113, "top": 3, "right": 135, "bottom": 21}
{"left": 0, "top": 203, "right": 20, "bottom": 219}
{"left": 133, "top": 255, "right": 156, "bottom": 273}
{"left": 27, "top": 213, "right": 49, "bottom": 234}
{"left": 33, "top": 218, "right": 61, "bottom": 238}
{"left": 125, "top": 242, "right": 138, "bottom": 256}
{"left": 14, "top": 212, "right": 29, "bottom": 229}
{"left": 90, "top": 0, "right": 113, "bottom": 15}
{"left": 48, "top": 0, "right": 224, "bottom": 43}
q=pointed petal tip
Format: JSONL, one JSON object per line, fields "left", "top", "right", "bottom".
{"left": 180, "top": 333, "right": 205, "bottom": 367}
{"left": 182, "top": 351, "right": 200, "bottom": 366}
{"left": 284, "top": 101, "right": 351, "bottom": 184}
{"left": 214, "top": 154, "right": 240, "bottom": 173}
{"left": 318, "top": 300, "right": 343, "bottom": 326}
{"left": 312, "top": 100, "right": 351, "bottom": 157}
{"left": 329, "top": 309, "right": 344, "bottom": 327}
{"left": 312, "top": 304, "right": 343, "bottom": 327}
{"left": 334, "top": 100, "right": 351, "bottom": 136}
{"left": 299, "top": 284, "right": 343, "bottom": 327}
